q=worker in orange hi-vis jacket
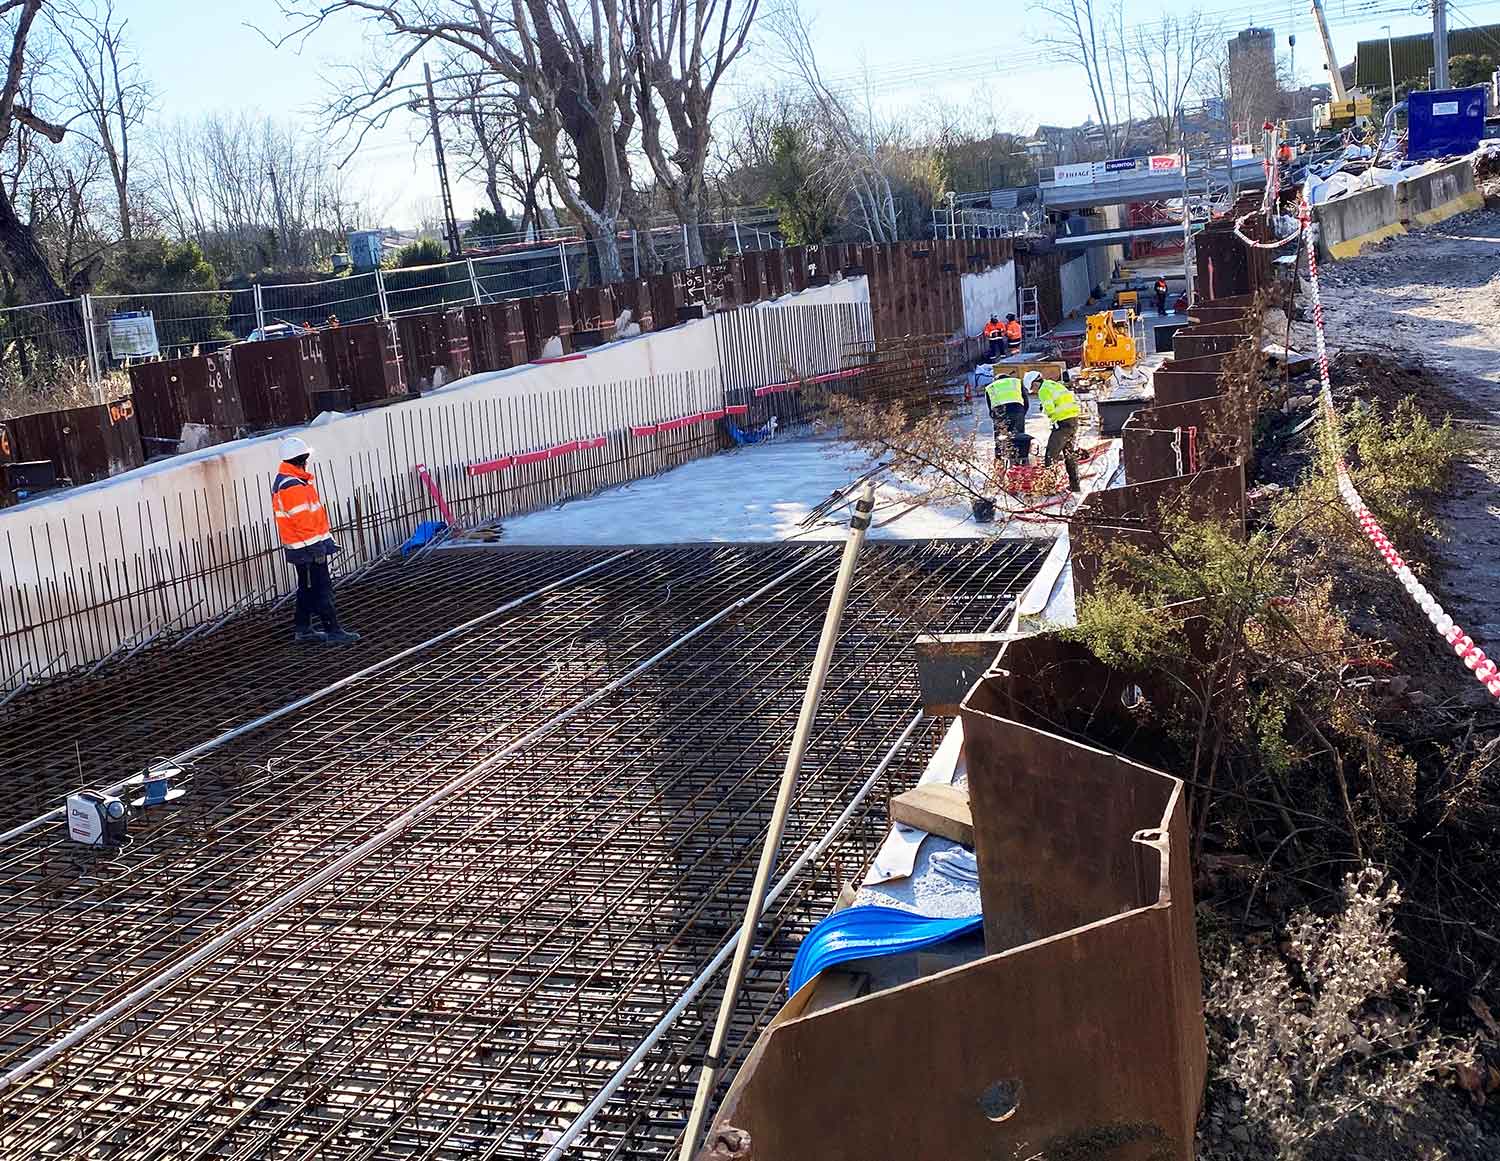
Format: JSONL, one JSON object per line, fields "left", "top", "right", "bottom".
{"left": 1003, "top": 313, "right": 1023, "bottom": 354}
{"left": 983, "top": 315, "right": 1005, "bottom": 360}
{"left": 271, "top": 436, "right": 361, "bottom": 644}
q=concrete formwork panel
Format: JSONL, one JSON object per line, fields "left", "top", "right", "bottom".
{"left": 320, "top": 320, "right": 406, "bottom": 406}
{"left": 6, "top": 397, "right": 145, "bottom": 484}
{"left": 396, "top": 309, "right": 473, "bottom": 392}
{"left": 463, "top": 302, "right": 526, "bottom": 373}
{"left": 231, "top": 333, "right": 328, "bottom": 429}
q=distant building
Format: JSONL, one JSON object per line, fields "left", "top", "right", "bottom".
{"left": 1229, "top": 27, "right": 1280, "bottom": 129}
{"left": 1281, "top": 83, "right": 1332, "bottom": 123}
{"left": 1354, "top": 24, "right": 1500, "bottom": 94}
{"left": 1031, "top": 120, "right": 1162, "bottom": 166}
{"left": 1229, "top": 27, "right": 1275, "bottom": 73}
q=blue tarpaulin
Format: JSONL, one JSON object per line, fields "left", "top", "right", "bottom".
{"left": 786, "top": 905, "right": 983, "bottom": 996}
{"left": 401, "top": 519, "right": 447, "bottom": 556}
{"left": 727, "top": 419, "right": 773, "bottom": 446}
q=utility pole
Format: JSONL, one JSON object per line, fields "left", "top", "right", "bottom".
{"left": 423, "top": 62, "right": 463, "bottom": 258}
{"left": 1433, "top": 0, "right": 1450, "bottom": 89}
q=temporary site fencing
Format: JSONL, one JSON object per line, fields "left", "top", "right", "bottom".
{"left": 0, "top": 220, "right": 792, "bottom": 397}
{"left": 0, "top": 300, "right": 872, "bottom": 696}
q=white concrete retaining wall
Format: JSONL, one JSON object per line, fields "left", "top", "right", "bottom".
{"left": 960, "top": 261, "right": 1019, "bottom": 336}
{"left": 0, "top": 278, "right": 870, "bottom": 685}
{"left": 1060, "top": 254, "right": 1092, "bottom": 318}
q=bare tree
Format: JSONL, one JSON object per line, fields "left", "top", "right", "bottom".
{"left": 629, "top": 0, "right": 758, "bottom": 266}
{"left": 26, "top": 140, "right": 110, "bottom": 290}
{"left": 1131, "top": 12, "right": 1215, "bottom": 149}
{"left": 769, "top": 3, "right": 897, "bottom": 244}
{"left": 279, "top": 1, "right": 637, "bottom": 282}
{"left": 147, "top": 112, "right": 365, "bottom": 273}
{"left": 56, "top": 0, "right": 148, "bottom": 241}
{"left": 436, "top": 67, "right": 550, "bottom": 235}
{"left": 0, "top": 0, "right": 74, "bottom": 304}
{"left": 1038, "top": 0, "right": 1133, "bottom": 158}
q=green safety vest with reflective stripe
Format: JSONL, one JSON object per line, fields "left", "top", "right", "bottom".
{"left": 985, "top": 376, "right": 1024, "bottom": 409}
{"left": 1037, "top": 378, "right": 1081, "bottom": 422}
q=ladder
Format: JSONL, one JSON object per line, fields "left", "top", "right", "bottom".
{"left": 1019, "top": 286, "right": 1041, "bottom": 343}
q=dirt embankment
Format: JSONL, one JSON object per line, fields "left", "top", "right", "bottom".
{"left": 1198, "top": 212, "right": 1500, "bottom": 1161}
{"left": 1305, "top": 210, "right": 1500, "bottom": 651}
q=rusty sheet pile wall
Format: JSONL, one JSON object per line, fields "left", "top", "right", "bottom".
{"left": 715, "top": 633, "right": 1206, "bottom": 1159}
{"left": 712, "top": 221, "right": 1276, "bottom": 1161}
{"left": 4, "top": 240, "right": 1020, "bottom": 493}
{"left": 1072, "top": 279, "right": 1261, "bottom": 601}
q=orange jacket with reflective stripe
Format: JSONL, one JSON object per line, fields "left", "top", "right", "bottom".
{"left": 271, "top": 461, "right": 335, "bottom": 559}
{"left": 983, "top": 320, "right": 1004, "bottom": 338}
{"left": 1004, "top": 319, "right": 1022, "bottom": 341}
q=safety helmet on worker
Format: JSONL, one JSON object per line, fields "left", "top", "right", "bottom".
{"left": 1006, "top": 313, "right": 1017, "bottom": 322}
{"left": 279, "top": 435, "right": 313, "bottom": 463}
{"left": 989, "top": 314, "right": 998, "bottom": 323}
{"left": 1023, "top": 370, "right": 1042, "bottom": 392}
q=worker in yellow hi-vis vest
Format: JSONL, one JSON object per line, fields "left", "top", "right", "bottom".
{"left": 984, "top": 372, "right": 1027, "bottom": 464}
{"left": 1024, "top": 371, "right": 1082, "bottom": 492}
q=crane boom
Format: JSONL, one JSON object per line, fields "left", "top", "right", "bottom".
{"left": 1310, "top": 0, "right": 1349, "bottom": 102}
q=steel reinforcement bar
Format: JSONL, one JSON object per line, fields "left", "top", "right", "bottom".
{"left": 0, "top": 538, "right": 1044, "bottom": 1161}
{"left": 0, "top": 546, "right": 631, "bottom": 831}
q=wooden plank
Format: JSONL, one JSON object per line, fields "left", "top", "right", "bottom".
{"left": 890, "top": 782, "right": 973, "bottom": 845}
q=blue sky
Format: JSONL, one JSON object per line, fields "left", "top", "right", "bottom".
{"left": 126, "top": 0, "right": 1500, "bottom": 226}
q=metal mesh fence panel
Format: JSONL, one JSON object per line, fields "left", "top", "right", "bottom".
{"left": 0, "top": 300, "right": 95, "bottom": 414}
{"left": 258, "top": 273, "right": 383, "bottom": 331}
{"left": 89, "top": 288, "right": 253, "bottom": 364}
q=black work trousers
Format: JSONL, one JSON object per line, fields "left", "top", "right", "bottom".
{"left": 1045, "top": 418, "right": 1082, "bottom": 491}
{"left": 991, "top": 402, "right": 1029, "bottom": 463}
{"left": 293, "top": 558, "right": 341, "bottom": 632}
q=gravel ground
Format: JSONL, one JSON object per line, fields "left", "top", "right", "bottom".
{"left": 1196, "top": 210, "right": 1500, "bottom": 1160}
{"left": 1303, "top": 209, "right": 1500, "bottom": 653}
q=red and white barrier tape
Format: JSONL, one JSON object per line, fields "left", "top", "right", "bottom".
{"left": 1299, "top": 198, "right": 1500, "bottom": 698}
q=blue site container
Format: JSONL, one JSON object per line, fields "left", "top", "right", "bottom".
{"left": 1406, "top": 86, "right": 1487, "bottom": 160}
{"left": 348, "top": 230, "right": 384, "bottom": 273}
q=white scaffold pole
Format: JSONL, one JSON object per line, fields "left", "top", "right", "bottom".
{"left": 676, "top": 481, "right": 877, "bottom": 1160}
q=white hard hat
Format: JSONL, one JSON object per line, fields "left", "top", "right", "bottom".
{"left": 279, "top": 435, "right": 312, "bottom": 461}
{"left": 1023, "top": 371, "right": 1042, "bottom": 390}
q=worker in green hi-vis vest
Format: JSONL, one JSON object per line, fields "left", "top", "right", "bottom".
{"left": 1024, "top": 371, "right": 1083, "bottom": 492}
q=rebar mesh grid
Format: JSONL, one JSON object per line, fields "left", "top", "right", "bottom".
{"left": 0, "top": 546, "right": 617, "bottom": 831}
{"left": 0, "top": 539, "right": 1045, "bottom": 1160}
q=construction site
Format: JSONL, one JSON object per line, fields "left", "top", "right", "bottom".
{"left": 6, "top": 0, "right": 1500, "bottom": 1154}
